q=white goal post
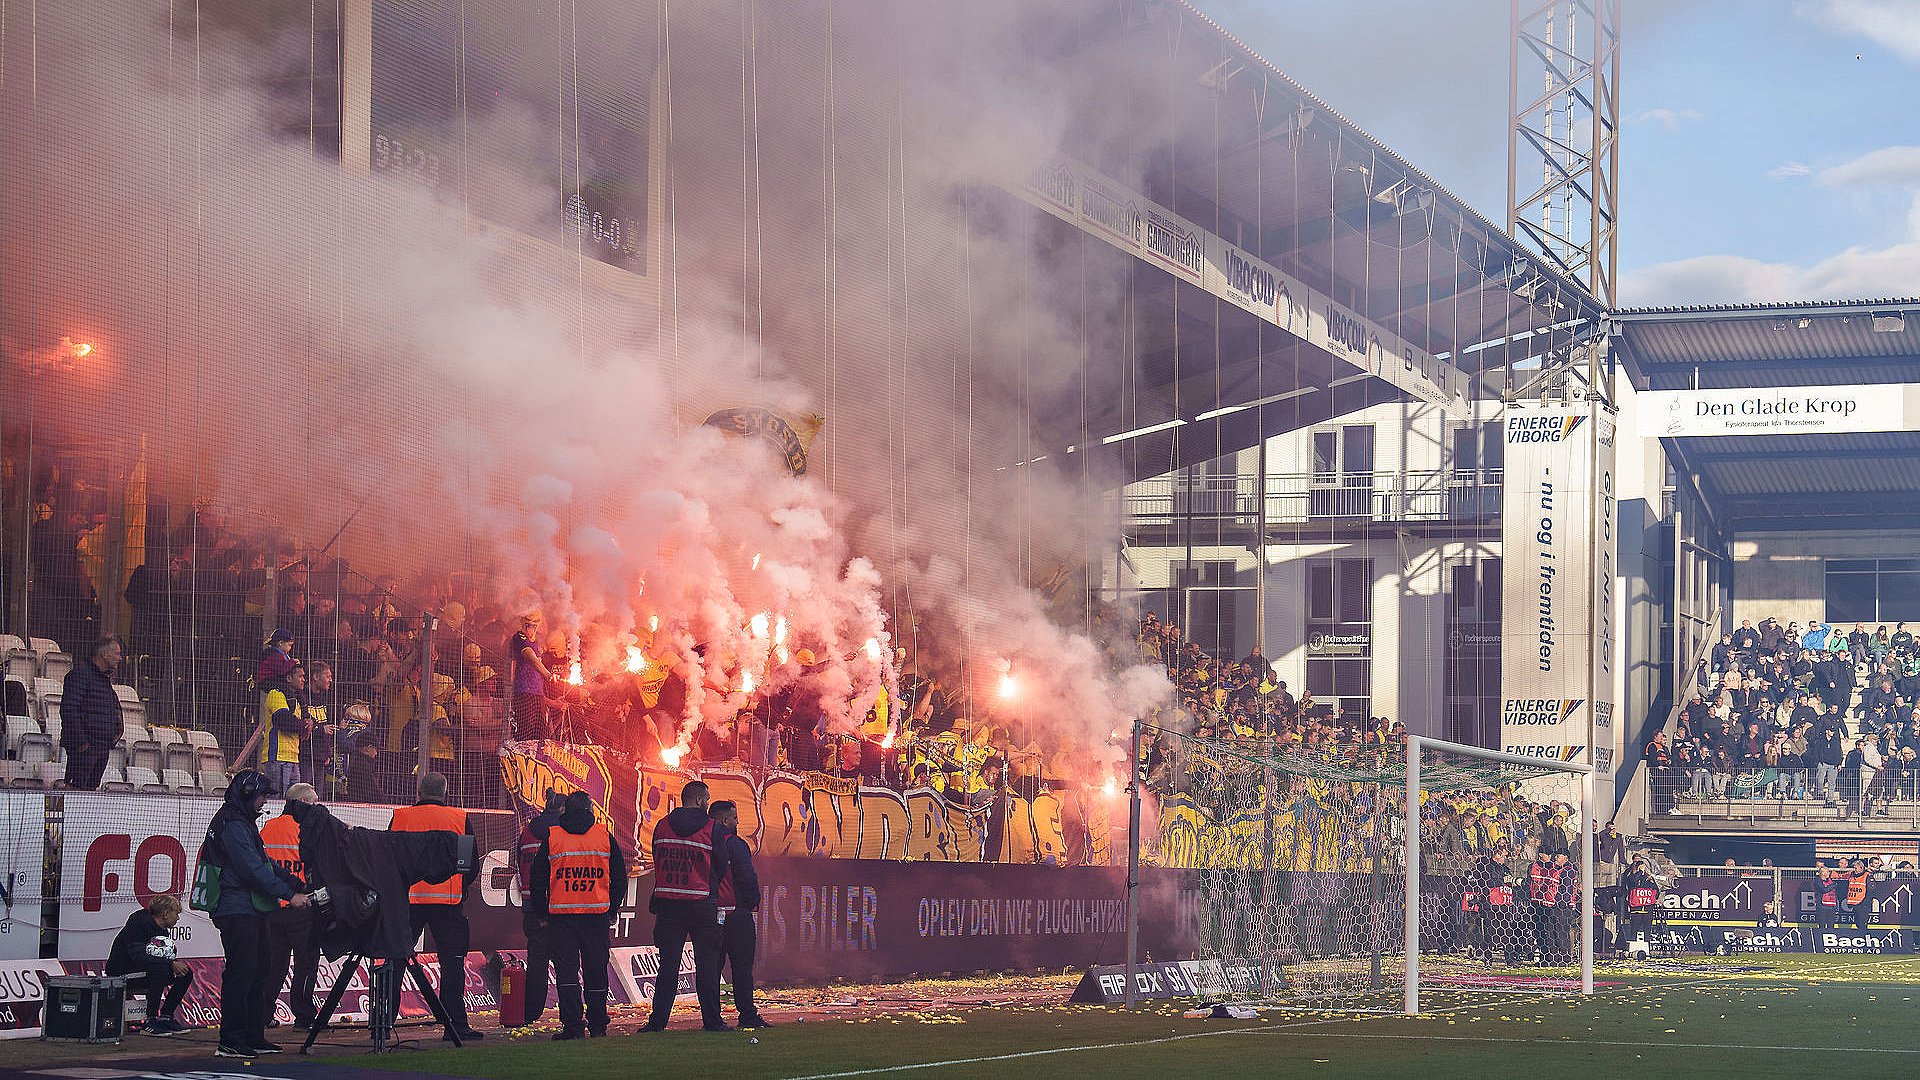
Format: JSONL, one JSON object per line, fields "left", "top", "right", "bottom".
{"left": 1404, "top": 734, "right": 1595, "bottom": 1014}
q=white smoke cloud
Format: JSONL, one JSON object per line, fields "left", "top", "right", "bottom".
{"left": 0, "top": 0, "right": 1169, "bottom": 766}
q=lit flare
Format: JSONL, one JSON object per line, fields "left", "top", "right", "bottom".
{"left": 624, "top": 646, "right": 648, "bottom": 674}
{"left": 567, "top": 660, "right": 583, "bottom": 686}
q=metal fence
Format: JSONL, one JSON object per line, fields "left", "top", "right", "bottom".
{"left": 1122, "top": 469, "right": 1504, "bottom": 529}
{"left": 1647, "top": 767, "right": 1920, "bottom": 829}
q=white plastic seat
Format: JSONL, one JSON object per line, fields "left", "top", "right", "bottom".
{"left": 152, "top": 727, "right": 184, "bottom": 748}
{"left": 17, "top": 731, "right": 56, "bottom": 769}
{"left": 125, "top": 765, "right": 165, "bottom": 794}
{"left": 121, "top": 721, "right": 148, "bottom": 746}
{"left": 163, "top": 744, "right": 199, "bottom": 776}
{"left": 30, "top": 640, "right": 72, "bottom": 682}
{"left": 33, "top": 761, "right": 61, "bottom": 788}
{"left": 99, "top": 765, "right": 131, "bottom": 793}
{"left": 3, "top": 637, "right": 35, "bottom": 684}
{"left": 4, "top": 715, "right": 39, "bottom": 755}
{"left": 162, "top": 768, "right": 198, "bottom": 792}
{"left": 128, "top": 740, "right": 163, "bottom": 775}
{"left": 199, "top": 770, "right": 229, "bottom": 797}
{"left": 184, "top": 729, "right": 221, "bottom": 752}
{"left": 196, "top": 747, "right": 228, "bottom": 774}
{"left": 0, "top": 760, "right": 29, "bottom": 787}
{"left": 106, "top": 745, "right": 126, "bottom": 773}
{"left": 41, "top": 703, "right": 60, "bottom": 746}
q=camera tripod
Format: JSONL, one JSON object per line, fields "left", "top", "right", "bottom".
{"left": 301, "top": 952, "right": 464, "bottom": 1055}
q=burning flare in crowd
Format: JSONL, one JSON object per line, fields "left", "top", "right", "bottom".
{"left": 750, "top": 612, "right": 770, "bottom": 639}
{"left": 661, "top": 747, "right": 683, "bottom": 769}
{"left": 567, "top": 659, "right": 583, "bottom": 687}
{"left": 624, "top": 646, "right": 648, "bottom": 674}
{"left": 864, "top": 637, "right": 882, "bottom": 662}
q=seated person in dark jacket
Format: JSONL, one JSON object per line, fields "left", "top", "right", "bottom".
{"left": 106, "top": 893, "right": 195, "bottom": 1036}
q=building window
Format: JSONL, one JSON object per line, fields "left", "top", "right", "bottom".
{"left": 1826, "top": 559, "right": 1920, "bottom": 624}
{"left": 1445, "top": 557, "right": 1501, "bottom": 749}
{"left": 1306, "top": 557, "right": 1372, "bottom": 723}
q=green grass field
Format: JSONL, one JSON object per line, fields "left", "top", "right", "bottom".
{"left": 9, "top": 956, "right": 1920, "bottom": 1078}
{"left": 355, "top": 956, "right": 1920, "bottom": 1079}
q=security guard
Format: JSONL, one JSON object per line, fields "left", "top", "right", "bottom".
{"left": 641, "top": 780, "right": 730, "bottom": 1033}
{"left": 709, "top": 800, "right": 767, "bottom": 1028}
{"left": 515, "top": 791, "right": 569, "bottom": 1024}
{"left": 259, "top": 783, "right": 322, "bottom": 1030}
{"left": 530, "top": 791, "right": 625, "bottom": 1040}
{"left": 390, "top": 771, "right": 483, "bottom": 1041}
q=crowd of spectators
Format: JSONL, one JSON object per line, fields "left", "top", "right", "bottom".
{"left": 1644, "top": 617, "right": 1920, "bottom": 816}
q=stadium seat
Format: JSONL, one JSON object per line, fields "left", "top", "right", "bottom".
{"left": 4, "top": 715, "right": 39, "bottom": 756}
{"left": 40, "top": 702, "right": 61, "bottom": 746}
{"left": 195, "top": 747, "right": 227, "bottom": 774}
{"left": 106, "top": 745, "right": 126, "bottom": 774}
{"left": 152, "top": 726, "right": 183, "bottom": 748}
{"left": 199, "top": 770, "right": 228, "bottom": 798}
{"left": 128, "top": 737, "right": 163, "bottom": 776}
{"left": 125, "top": 765, "right": 165, "bottom": 794}
{"left": 30, "top": 677, "right": 61, "bottom": 721}
{"left": 162, "top": 768, "right": 197, "bottom": 793}
{"left": 31, "top": 761, "right": 61, "bottom": 788}
{"left": 1, "top": 636, "right": 34, "bottom": 683}
{"left": 183, "top": 728, "right": 220, "bottom": 752}
{"left": 99, "top": 766, "right": 131, "bottom": 793}
{"left": 121, "top": 720, "right": 148, "bottom": 746}
{"left": 163, "top": 743, "right": 198, "bottom": 777}
{"left": 16, "top": 729, "right": 56, "bottom": 770}
{"left": 0, "top": 760, "right": 30, "bottom": 787}
{"left": 114, "top": 684, "right": 146, "bottom": 727}
{"left": 30, "top": 640, "right": 72, "bottom": 682}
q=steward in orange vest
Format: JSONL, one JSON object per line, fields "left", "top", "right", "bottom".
{"left": 259, "top": 783, "right": 323, "bottom": 1029}
{"left": 388, "top": 771, "right": 481, "bottom": 1041}
{"left": 530, "top": 791, "right": 626, "bottom": 1040}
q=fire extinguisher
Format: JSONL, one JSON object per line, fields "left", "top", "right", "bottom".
{"left": 498, "top": 956, "right": 527, "bottom": 1027}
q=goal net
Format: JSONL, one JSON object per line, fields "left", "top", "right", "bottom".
{"left": 1135, "top": 727, "right": 1591, "bottom": 1013}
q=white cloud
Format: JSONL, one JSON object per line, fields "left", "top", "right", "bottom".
{"left": 1815, "top": 145, "right": 1920, "bottom": 187}
{"left": 1629, "top": 143, "right": 1920, "bottom": 306}
{"left": 1630, "top": 107, "right": 1705, "bottom": 129}
{"left": 1768, "top": 161, "right": 1814, "bottom": 179}
{"left": 1621, "top": 242, "right": 1920, "bottom": 306}
{"left": 1796, "top": 0, "right": 1920, "bottom": 62}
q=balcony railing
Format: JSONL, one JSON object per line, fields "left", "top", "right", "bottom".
{"left": 1122, "top": 469, "right": 1504, "bottom": 528}
{"left": 1646, "top": 768, "right": 1920, "bottom": 831}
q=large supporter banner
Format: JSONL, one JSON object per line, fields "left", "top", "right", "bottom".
{"left": 498, "top": 741, "right": 1117, "bottom": 869}
{"left": 1014, "top": 156, "right": 1472, "bottom": 417}
{"left": 1634, "top": 383, "right": 1920, "bottom": 438}
{"left": 1500, "top": 403, "right": 1618, "bottom": 788}
{"left": 11, "top": 788, "right": 1188, "bottom": 1038}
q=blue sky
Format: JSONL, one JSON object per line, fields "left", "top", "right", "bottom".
{"left": 1206, "top": 0, "right": 1920, "bottom": 306}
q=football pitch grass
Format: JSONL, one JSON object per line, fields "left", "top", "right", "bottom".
{"left": 359, "top": 954, "right": 1920, "bottom": 1079}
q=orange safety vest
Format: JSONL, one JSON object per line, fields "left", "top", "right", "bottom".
{"left": 546, "top": 823, "right": 613, "bottom": 916}
{"left": 1845, "top": 870, "right": 1870, "bottom": 906}
{"left": 1528, "top": 861, "right": 1562, "bottom": 906}
{"left": 391, "top": 802, "right": 468, "bottom": 905}
{"left": 259, "top": 813, "right": 305, "bottom": 890}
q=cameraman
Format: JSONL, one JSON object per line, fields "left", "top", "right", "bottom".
{"left": 203, "top": 770, "right": 309, "bottom": 1059}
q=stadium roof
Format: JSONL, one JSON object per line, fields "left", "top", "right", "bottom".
{"left": 1057, "top": 1, "right": 1606, "bottom": 481}
{"left": 1613, "top": 298, "right": 1920, "bottom": 532}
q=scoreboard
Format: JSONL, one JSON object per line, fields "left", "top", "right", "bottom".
{"left": 368, "top": 0, "right": 652, "bottom": 273}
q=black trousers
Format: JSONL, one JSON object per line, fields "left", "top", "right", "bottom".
{"left": 549, "top": 915, "right": 611, "bottom": 1034}
{"left": 522, "top": 910, "right": 553, "bottom": 1022}
{"left": 649, "top": 900, "right": 723, "bottom": 1029}
{"left": 64, "top": 746, "right": 109, "bottom": 790}
{"left": 261, "top": 906, "right": 320, "bottom": 1025}
{"left": 115, "top": 961, "right": 191, "bottom": 1023}
{"left": 721, "top": 909, "right": 758, "bottom": 1021}
{"left": 408, "top": 904, "right": 472, "bottom": 1030}
{"left": 214, "top": 913, "right": 268, "bottom": 1049}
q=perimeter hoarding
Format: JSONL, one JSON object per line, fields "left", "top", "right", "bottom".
{"left": 1500, "top": 403, "right": 1617, "bottom": 806}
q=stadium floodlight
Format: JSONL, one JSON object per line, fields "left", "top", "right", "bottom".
{"left": 1128, "top": 726, "right": 1593, "bottom": 1014}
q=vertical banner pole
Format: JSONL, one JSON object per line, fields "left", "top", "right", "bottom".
{"left": 1404, "top": 736, "right": 1421, "bottom": 1015}
{"left": 1125, "top": 718, "right": 1144, "bottom": 1008}
{"left": 417, "top": 613, "right": 436, "bottom": 783}
{"left": 1581, "top": 768, "right": 1595, "bottom": 995}
{"left": 1261, "top": 763, "right": 1276, "bottom": 997}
